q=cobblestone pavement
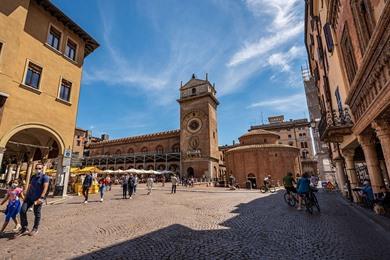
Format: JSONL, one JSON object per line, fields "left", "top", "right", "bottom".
{"left": 0, "top": 185, "right": 389, "bottom": 260}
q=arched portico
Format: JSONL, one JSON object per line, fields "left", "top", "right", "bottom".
{"left": 0, "top": 123, "right": 68, "bottom": 196}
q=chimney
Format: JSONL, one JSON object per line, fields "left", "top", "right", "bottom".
{"left": 206, "top": 73, "right": 208, "bottom": 81}
{"left": 233, "top": 140, "right": 235, "bottom": 145}
{"left": 180, "top": 81, "right": 183, "bottom": 87}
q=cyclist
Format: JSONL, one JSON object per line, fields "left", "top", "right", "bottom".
{"left": 263, "top": 175, "right": 271, "bottom": 191}
{"left": 297, "top": 172, "right": 310, "bottom": 210}
{"left": 283, "top": 172, "right": 296, "bottom": 199}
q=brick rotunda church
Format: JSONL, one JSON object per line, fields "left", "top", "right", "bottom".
{"left": 224, "top": 129, "right": 300, "bottom": 188}
{"left": 85, "top": 74, "right": 222, "bottom": 180}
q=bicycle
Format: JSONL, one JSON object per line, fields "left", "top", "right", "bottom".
{"left": 284, "top": 190, "right": 299, "bottom": 207}
{"left": 260, "top": 182, "right": 276, "bottom": 193}
{"left": 304, "top": 187, "right": 320, "bottom": 214}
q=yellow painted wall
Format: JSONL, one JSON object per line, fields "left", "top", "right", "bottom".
{"left": 0, "top": 0, "right": 88, "bottom": 152}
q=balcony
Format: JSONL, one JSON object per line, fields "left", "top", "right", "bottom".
{"left": 318, "top": 108, "right": 353, "bottom": 143}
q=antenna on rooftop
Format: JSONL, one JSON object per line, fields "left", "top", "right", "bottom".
{"left": 180, "top": 81, "right": 183, "bottom": 87}
{"left": 261, "top": 112, "right": 264, "bottom": 124}
{"left": 206, "top": 73, "right": 208, "bottom": 81}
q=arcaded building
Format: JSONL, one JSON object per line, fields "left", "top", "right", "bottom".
{"left": 0, "top": 0, "right": 98, "bottom": 196}
{"left": 305, "top": 0, "right": 390, "bottom": 198}
{"left": 85, "top": 74, "right": 222, "bottom": 180}
{"left": 225, "top": 129, "right": 300, "bottom": 188}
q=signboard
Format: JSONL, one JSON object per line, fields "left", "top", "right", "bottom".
{"left": 63, "top": 157, "right": 71, "bottom": 167}
{"left": 64, "top": 149, "right": 72, "bottom": 158}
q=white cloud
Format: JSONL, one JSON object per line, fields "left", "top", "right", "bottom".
{"left": 227, "top": 0, "right": 302, "bottom": 67}
{"left": 227, "top": 22, "right": 303, "bottom": 67}
{"left": 248, "top": 93, "right": 307, "bottom": 112}
{"left": 267, "top": 46, "right": 305, "bottom": 72}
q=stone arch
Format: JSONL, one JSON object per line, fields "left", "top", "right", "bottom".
{"left": 171, "top": 144, "right": 180, "bottom": 153}
{"left": 141, "top": 147, "right": 148, "bottom": 153}
{"left": 155, "top": 145, "right": 164, "bottom": 154}
{"left": 115, "top": 149, "right": 121, "bottom": 155}
{"left": 0, "top": 123, "right": 65, "bottom": 154}
{"left": 187, "top": 167, "right": 194, "bottom": 177}
{"left": 127, "top": 148, "right": 134, "bottom": 154}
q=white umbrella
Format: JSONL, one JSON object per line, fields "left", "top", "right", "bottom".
{"left": 103, "top": 169, "right": 114, "bottom": 173}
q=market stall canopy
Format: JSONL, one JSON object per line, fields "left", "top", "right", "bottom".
{"left": 74, "top": 166, "right": 101, "bottom": 174}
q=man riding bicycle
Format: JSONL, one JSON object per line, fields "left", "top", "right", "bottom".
{"left": 263, "top": 175, "right": 271, "bottom": 190}
{"left": 283, "top": 172, "right": 296, "bottom": 199}
{"left": 297, "top": 172, "right": 310, "bottom": 211}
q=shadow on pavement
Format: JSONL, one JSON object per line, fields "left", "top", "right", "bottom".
{"left": 72, "top": 191, "right": 390, "bottom": 259}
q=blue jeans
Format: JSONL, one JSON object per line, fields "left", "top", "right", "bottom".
{"left": 20, "top": 199, "right": 42, "bottom": 231}
{"left": 99, "top": 185, "right": 105, "bottom": 199}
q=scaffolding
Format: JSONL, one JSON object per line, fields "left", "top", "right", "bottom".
{"left": 83, "top": 152, "right": 181, "bottom": 172}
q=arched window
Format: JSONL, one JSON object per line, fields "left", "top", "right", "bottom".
{"left": 115, "top": 149, "right": 121, "bottom": 155}
{"left": 156, "top": 145, "right": 164, "bottom": 154}
{"left": 127, "top": 148, "right": 134, "bottom": 154}
{"left": 105, "top": 152, "right": 110, "bottom": 156}
{"left": 141, "top": 147, "right": 148, "bottom": 153}
{"left": 192, "top": 88, "right": 196, "bottom": 94}
{"left": 172, "top": 144, "right": 180, "bottom": 153}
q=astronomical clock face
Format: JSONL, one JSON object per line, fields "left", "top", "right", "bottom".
{"left": 183, "top": 110, "right": 206, "bottom": 134}
{"left": 187, "top": 118, "right": 202, "bottom": 133}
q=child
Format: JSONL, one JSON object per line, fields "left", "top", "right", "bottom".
{"left": 0, "top": 181, "right": 24, "bottom": 234}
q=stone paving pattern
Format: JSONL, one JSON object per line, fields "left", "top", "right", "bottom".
{"left": 0, "top": 185, "right": 389, "bottom": 260}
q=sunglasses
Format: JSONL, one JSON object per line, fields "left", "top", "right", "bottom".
{"left": 36, "top": 167, "right": 43, "bottom": 170}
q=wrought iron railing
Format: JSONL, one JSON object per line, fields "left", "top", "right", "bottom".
{"left": 318, "top": 107, "right": 353, "bottom": 139}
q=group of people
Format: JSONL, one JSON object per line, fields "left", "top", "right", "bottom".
{"left": 80, "top": 173, "right": 180, "bottom": 203}
{"left": 283, "top": 172, "right": 318, "bottom": 210}
{"left": 0, "top": 163, "right": 49, "bottom": 237}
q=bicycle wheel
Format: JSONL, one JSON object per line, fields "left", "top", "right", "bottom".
{"left": 312, "top": 193, "right": 320, "bottom": 212}
{"left": 284, "top": 192, "right": 295, "bottom": 207}
{"left": 305, "top": 196, "right": 313, "bottom": 214}
{"left": 260, "top": 186, "right": 267, "bottom": 193}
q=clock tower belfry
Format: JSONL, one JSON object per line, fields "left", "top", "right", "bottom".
{"left": 178, "top": 74, "right": 220, "bottom": 180}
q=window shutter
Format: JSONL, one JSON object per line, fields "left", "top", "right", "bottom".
{"left": 323, "top": 23, "right": 334, "bottom": 52}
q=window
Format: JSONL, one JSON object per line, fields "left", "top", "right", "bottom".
{"left": 317, "top": 35, "right": 324, "bottom": 62}
{"left": 77, "top": 140, "right": 81, "bottom": 146}
{"left": 47, "top": 26, "right": 61, "bottom": 50}
{"left": 192, "top": 88, "right": 196, "bottom": 95}
{"left": 128, "top": 148, "right": 134, "bottom": 154}
{"left": 172, "top": 144, "right": 180, "bottom": 153}
{"left": 156, "top": 145, "right": 164, "bottom": 154}
{"left": 351, "top": 0, "right": 375, "bottom": 53}
{"left": 59, "top": 79, "right": 72, "bottom": 102}
{"left": 65, "top": 39, "right": 77, "bottom": 61}
{"left": 0, "top": 42, "right": 3, "bottom": 57}
{"left": 335, "top": 87, "right": 343, "bottom": 114}
{"left": 341, "top": 23, "right": 357, "bottom": 84}
{"left": 24, "top": 62, "right": 42, "bottom": 89}
{"left": 288, "top": 134, "right": 292, "bottom": 138}
{"left": 323, "top": 23, "right": 334, "bottom": 52}
{"left": 141, "top": 147, "right": 148, "bottom": 153}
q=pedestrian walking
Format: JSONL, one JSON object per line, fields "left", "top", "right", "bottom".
{"left": 122, "top": 174, "right": 129, "bottom": 199}
{"left": 17, "top": 163, "right": 49, "bottom": 237}
{"left": 106, "top": 175, "right": 112, "bottom": 191}
{"left": 82, "top": 173, "right": 93, "bottom": 203}
{"left": 146, "top": 176, "right": 154, "bottom": 195}
{"left": 134, "top": 175, "right": 138, "bottom": 194}
{"left": 171, "top": 174, "right": 178, "bottom": 194}
{"left": 98, "top": 176, "right": 107, "bottom": 202}
{"left": 0, "top": 181, "right": 24, "bottom": 236}
{"left": 128, "top": 174, "right": 135, "bottom": 199}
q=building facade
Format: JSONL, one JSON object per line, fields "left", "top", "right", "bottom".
{"left": 0, "top": 0, "right": 98, "bottom": 195}
{"left": 85, "top": 74, "right": 221, "bottom": 180}
{"left": 302, "top": 66, "right": 336, "bottom": 182}
{"left": 225, "top": 129, "right": 300, "bottom": 188}
{"left": 305, "top": 0, "right": 389, "bottom": 199}
{"left": 250, "top": 115, "right": 318, "bottom": 175}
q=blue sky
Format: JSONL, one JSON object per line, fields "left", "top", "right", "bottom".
{"left": 53, "top": 0, "right": 308, "bottom": 145}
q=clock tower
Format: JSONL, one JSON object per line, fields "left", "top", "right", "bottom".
{"left": 178, "top": 74, "right": 220, "bottom": 180}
